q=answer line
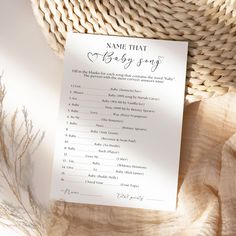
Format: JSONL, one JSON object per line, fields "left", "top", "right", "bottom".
{"left": 80, "top": 193, "right": 102, "bottom": 197}
{"left": 146, "top": 198, "right": 164, "bottom": 202}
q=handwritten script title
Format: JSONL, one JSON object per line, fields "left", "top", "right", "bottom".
{"left": 87, "top": 42, "right": 164, "bottom": 72}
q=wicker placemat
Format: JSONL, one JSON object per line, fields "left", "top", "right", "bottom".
{"left": 30, "top": 0, "right": 236, "bottom": 103}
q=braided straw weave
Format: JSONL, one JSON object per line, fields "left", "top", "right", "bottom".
{"left": 30, "top": 0, "right": 236, "bottom": 103}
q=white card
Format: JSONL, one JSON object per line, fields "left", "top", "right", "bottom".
{"left": 51, "top": 33, "right": 188, "bottom": 211}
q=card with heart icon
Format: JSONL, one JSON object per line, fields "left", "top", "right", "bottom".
{"left": 51, "top": 33, "right": 188, "bottom": 211}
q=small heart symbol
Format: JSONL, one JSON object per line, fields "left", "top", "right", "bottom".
{"left": 87, "top": 52, "right": 98, "bottom": 62}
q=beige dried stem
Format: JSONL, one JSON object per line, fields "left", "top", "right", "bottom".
{"left": 0, "top": 72, "right": 47, "bottom": 236}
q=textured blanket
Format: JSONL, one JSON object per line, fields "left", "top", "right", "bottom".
{"left": 48, "top": 92, "right": 236, "bottom": 236}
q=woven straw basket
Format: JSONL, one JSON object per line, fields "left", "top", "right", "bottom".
{"left": 30, "top": 0, "right": 236, "bottom": 103}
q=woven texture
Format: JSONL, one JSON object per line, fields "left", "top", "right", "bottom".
{"left": 30, "top": 0, "right": 236, "bottom": 103}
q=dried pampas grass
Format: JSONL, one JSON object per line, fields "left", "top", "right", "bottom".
{"left": 0, "top": 72, "right": 47, "bottom": 236}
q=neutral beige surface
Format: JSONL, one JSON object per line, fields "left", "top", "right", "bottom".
{"left": 30, "top": 0, "right": 236, "bottom": 103}
{"left": 48, "top": 92, "right": 236, "bottom": 236}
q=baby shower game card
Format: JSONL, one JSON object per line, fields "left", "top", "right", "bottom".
{"left": 51, "top": 33, "right": 188, "bottom": 211}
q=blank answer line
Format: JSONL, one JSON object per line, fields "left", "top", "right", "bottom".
{"left": 70, "top": 143, "right": 94, "bottom": 146}
{"left": 102, "top": 164, "right": 117, "bottom": 167}
{"left": 79, "top": 106, "right": 104, "bottom": 109}
{"left": 74, "top": 162, "right": 92, "bottom": 165}
{"left": 78, "top": 100, "right": 102, "bottom": 103}
{"left": 79, "top": 119, "right": 100, "bottom": 121}
{"left": 146, "top": 198, "right": 164, "bottom": 202}
{"left": 68, "top": 130, "right": 91, "bottom": 133}
{"left": 69, "top": 126, "right": 121, "bottom": 130}
{"left": 99, "top": 157, "right": 116, "bottom": 161}
{"left": 99, "top": 114, "right": 113, "bottom": 116}
{"left": 75, "top": 168, "right": 91, "bottom": 171}
{"left": 96, "top": 170, "right": 114, "bottom": 174}
{"left": 83, "top": 88, "right": 109, "bottom": 91}
{"left": 76, "top": 137, "right": 98, "bottom": 140}
{"left": 75, "top": 112, "right": 91, "bottom": 114}
{"left": 67, "top": 174, "right": 87, "bottom": 177}
{"left": 64, "top": 180, "right": 84, "bottom": 183}
{"left": 103, "top": 184, "right": 120, "bottom": 187}
{"left": 104, "top": 126, "right": 121, "bottom": 129}
{"left": 86, "top": 94, "right": 106, "bottom": 97}
{"left": 72, "top": 169, "right": 114, "bottom": 174}
{"left": 80, "top": 193, "right": 102, "bottom": 197}
{"left": 68, "top": 155, "right": 84, "bottom": 158}
{"left": 68, "top": 156, "right": 86, "bottom": 159}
